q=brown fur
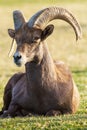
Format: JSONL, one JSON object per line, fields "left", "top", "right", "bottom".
{"left": 0, "top": 23, "right": 80, "bottom": 117}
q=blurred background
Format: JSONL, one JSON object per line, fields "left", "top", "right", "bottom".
{"left": 0, "top": 0, "right": 87, "bottom": 110}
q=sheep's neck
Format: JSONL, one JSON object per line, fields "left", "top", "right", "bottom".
{"left": 25, "top": 43, "right": 57, "bottom": 89}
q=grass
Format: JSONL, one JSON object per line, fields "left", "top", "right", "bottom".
{"left": 0, "top": 0, "right": 87, "bottom": 129}
{"left": 0, "top": 115, "right": 87, "bottom": 130}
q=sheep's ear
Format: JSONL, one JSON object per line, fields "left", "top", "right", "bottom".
{"left": 41, "top": 24, "right": 54, "bottom": 41}
{"left": 8, "top": 29, "right": 15, "bottom": 38}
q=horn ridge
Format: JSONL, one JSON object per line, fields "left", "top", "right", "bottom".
{"left": 27, "top": 9, "right": 45, "bottom": 28}
{"left": 28, "top": 7, "right": 82, "bottom": 40}
{"left": 13, "top": 10, "right": 25, "bottom": 30}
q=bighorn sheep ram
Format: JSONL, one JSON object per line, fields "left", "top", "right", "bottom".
{"left": 0, "top": 7, "right": 81, "bottom": 117}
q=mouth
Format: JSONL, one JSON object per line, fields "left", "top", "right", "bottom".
{"left": 13, "top": 53, "right": 32, "bottom": 66}
{"left": 14, "top": 59, "right": 22, "bottom": 67}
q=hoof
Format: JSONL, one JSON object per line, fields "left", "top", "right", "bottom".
{"left": 0, "top": 111, "right": 12, "bottom": 118}
{"left": 45, "top": 110, "right": 62, "bottom": 116}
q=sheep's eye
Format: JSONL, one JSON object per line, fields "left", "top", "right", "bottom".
{"left": 34, "top": 36, "right": 40, "bottom": 40}
{"left": 31, "top": 36, "right": 40, "bottom": 43}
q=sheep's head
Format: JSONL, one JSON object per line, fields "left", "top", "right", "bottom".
{"left": 8, "top": 7, "right": 82, "bottom": 66}
{"left": 8, "top": 24, "right": 54, "bottom": 66}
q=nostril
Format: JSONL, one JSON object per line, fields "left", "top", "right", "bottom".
{"left": 17, "top": 55, "right": 21, "bottom": 60}
{"left": 13, "top": 55, "right": 22, "bottom": 61}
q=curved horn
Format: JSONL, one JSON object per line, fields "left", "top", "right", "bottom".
{"left": 28, "top": 7, "right": 82, "bottom": 40}
{"left": 13, "top": 10, "right": 25, "bottom": 30}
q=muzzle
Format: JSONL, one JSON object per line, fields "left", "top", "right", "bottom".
{"left": 13, "top": 51, "right": 22, "bottom": 66}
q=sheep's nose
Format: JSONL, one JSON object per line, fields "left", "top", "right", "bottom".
{"left": 14, "top": 55, "right": 21, "bottom": 61}
{"left": 13, "top": 52, "right": 22, "bottom": 62}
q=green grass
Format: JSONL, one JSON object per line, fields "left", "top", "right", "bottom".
{"left": 0, "top": 115, "right": 87, "bottom": 130}
{"left": 0, "top": 0, "right": 87, "bottom": 129}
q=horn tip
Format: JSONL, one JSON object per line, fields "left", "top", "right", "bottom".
{"left": 13, "top": 10, "right": 22, "bottom": 15}
{"left": 76, "top": 31, "right": 82, "bottom": 41}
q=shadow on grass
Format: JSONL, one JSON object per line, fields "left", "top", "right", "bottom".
{"left": 72, "top": 69, "right": 87, "bottom": 75}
